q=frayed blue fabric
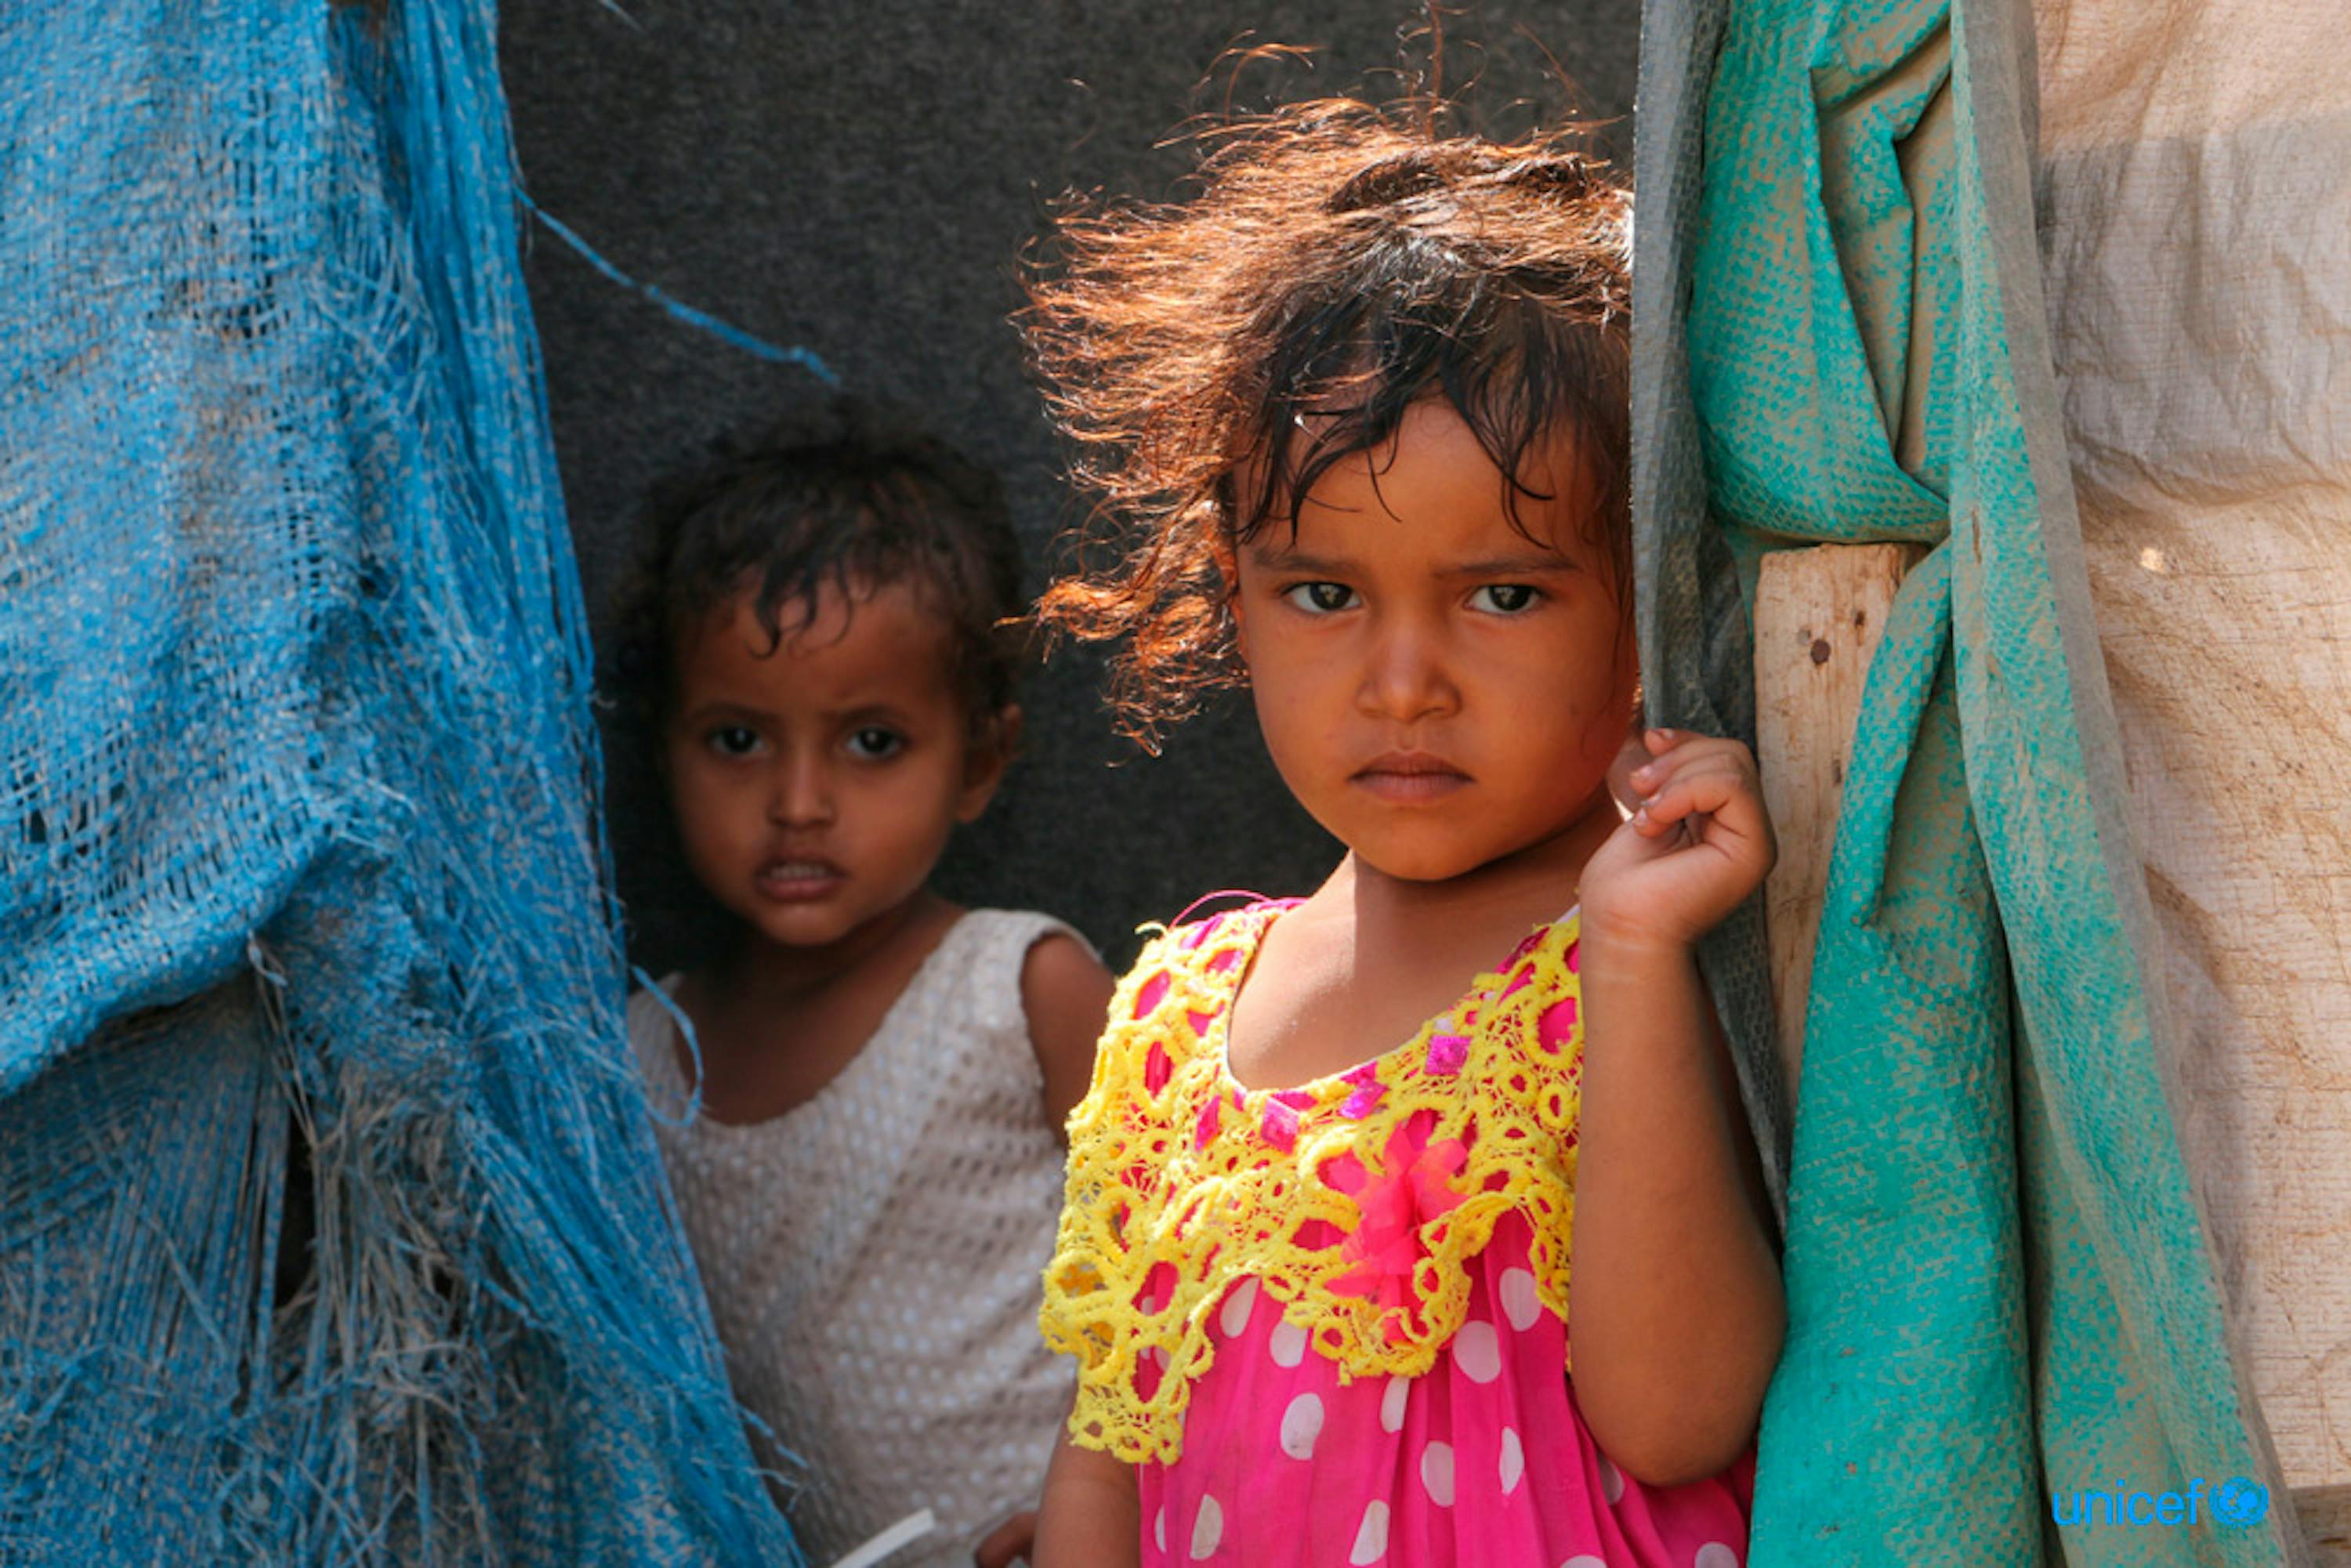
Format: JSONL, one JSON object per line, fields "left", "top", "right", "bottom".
{"left": 0, "top": 3, "right": 799, "bottom": 1560}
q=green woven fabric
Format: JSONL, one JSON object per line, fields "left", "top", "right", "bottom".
{"left": 1631, "top": 0, "right": 2296, "bottom": 1561}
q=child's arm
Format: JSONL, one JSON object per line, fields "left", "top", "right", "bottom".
{"left": 1023, "top": 933, "right": 1117, "bottom": 1140}
{"left": 1569, "top": 729, "right": 1786, "bottom": 1488}
{"left": 1032, "top": 1421, "right": 1140, "bottom": 1568}
{"left": 971, "top": 1509, "right": 1038, "bottom": 1568}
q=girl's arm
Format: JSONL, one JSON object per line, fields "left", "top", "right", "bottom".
{"left": 1570, "top": 930, "right": 1782, "bottom": 1486}
{"left": 1023, "top": 933, "right": 1118, "bottom": 1141}
{"left": 1568, "top": 730, "right": 1785, "bottom": 1488}
{"left": 1032, "top": 1420, "right": 1140, "bottom": 1568}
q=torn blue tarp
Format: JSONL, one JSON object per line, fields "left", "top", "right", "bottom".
{"left": 0, "top": 2, "right": 799, "bottom": 1560}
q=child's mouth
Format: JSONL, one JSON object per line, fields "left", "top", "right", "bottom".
{"left": 755, "top": 858, "right": 846, "bottom": 901}
{"left": 1351, "top": 751, "right": 1472, "bottom": 803}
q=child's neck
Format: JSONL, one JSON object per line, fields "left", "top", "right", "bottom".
{"left": 1223, "top": 791, "right": 1623, "bottom": 1094}
{"left": 1330, "top": 786, "right": 1621, "bottom": 952}
{"left": 675, "top": 888, "right": 963, "bottom": 1125}
{"left": 708, "top": 885, "right": 958, "bottom": 1008}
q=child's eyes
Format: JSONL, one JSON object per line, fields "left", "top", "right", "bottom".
{"left": 705, "top": 725, "right": 764, "bottom": 758}
{"left": 1281, "top": 581, "right": 1357, "bottom": 614}
{"left": 845, "top": 726, "right": 905, "bottom": 760}
{"left": 1469, "top": 583, "right": 1542, "bottom": 614}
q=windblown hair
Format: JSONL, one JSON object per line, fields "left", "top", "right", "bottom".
{"left": 1023, "top": 99, "right": 1633, "bottom": 748}
{"left": 610, "top": 396, "right": 1023, "bottom": 742}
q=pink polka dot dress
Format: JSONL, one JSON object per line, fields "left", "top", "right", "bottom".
{"left": 1040, "top": 900, "right": 1754, "bottom": 1567}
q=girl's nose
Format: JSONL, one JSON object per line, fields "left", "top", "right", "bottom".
{"left": 1357, "top": 618, "right": 1460, "bottom": 722}
{"left": 768, "top": 755, "right": 834, "bottom": 827}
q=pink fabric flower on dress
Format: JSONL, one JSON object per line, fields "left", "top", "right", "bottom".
{"left": 1424, "top": 1028, "right": 1472, "bottom": 1076}
{"left": 1327, "top": 1119, "right": 1469, "bottom": 1339}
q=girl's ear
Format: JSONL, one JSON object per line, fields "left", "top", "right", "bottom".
{"left": 955, "top": 702, "right": 1023, "bottom": 824}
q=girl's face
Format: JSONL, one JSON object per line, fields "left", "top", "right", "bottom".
{"left": 1230, "top": 400, "right": 1636, "bottom": 885}
{"left": 661, "top": 579, "right": 1010, "bottom": 951}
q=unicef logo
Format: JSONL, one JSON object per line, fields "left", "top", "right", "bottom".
{"left": 2052, "top": 1476, "right": 2272, "bottom": 1530}
{"left": 2211, "top": 1477, "right": 2269, "bottom": 1527}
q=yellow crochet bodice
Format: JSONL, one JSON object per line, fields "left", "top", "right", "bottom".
{"left": 1038, "top": 900, "right": 1585, "bottom": 1464}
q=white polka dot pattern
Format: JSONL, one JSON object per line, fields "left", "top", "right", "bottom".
{"left": 1279, "top": 1392, "right": 1324, "bottom": 1459}
{"left": 1501, "top": 1267, "right": 1543, "bottom": 1331}
{"left": 1422, "top": 1441, "right": 1458, "bottom": 1505}
{"left": 1190, "top": 1495, "right": 1223, "bottom": 1559}
{"left": 1379, "top": 1374, "right": 1410, "bottom": 1433}
{"left": 1126, "top": 1210, "right": 1755, "bottom": 1566}
{"left": 1219, "top": 1278, "right": 1259, "bottom": 1340}
{"left": 1453, "top": 1320, "right": 1502, "bottom": 1383}
{"left": 1089, "top": 921, "right": 1758, "bottom": 1566}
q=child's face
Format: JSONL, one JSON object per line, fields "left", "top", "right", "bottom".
{"left": 1230, "top": 400, "right": 1636, "bottom": 885}
{"left": 661, "top": 579, "right": 1008, "bottom": 951}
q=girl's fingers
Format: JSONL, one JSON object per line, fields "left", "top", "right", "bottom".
{"left": 1628, "top": 737, "right": 1752, "bottom": 798}
{"left": 1636, "top": 726, "right": 1692, "bottom": 771}
{"left": 1607, "top": 733, "right": 1654, "bottom": 813}
{"left": 1632, "top": 774, "right": 1714, "bottom": 834}
{"left": 1635, "top": 767, "right": 1768, "bottom": 846}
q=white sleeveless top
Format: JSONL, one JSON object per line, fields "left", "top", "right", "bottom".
{"left": 629, "top": 910, "right": 1083, "bottom": 1568}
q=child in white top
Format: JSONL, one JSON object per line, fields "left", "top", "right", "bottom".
{"left": 614, "top": 399, "right": 1114, "bottom": 1568}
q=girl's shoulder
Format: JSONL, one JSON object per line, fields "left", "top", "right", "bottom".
{"left": 625, "top": 972, "right": 690, "bottom": 1092}
{"left": 1100, "top": 893, "right": 1292, "bottom": 1038}
{"left": 940, "top": 905, "right": 1095, "bottom": 976}
{"left": 882, "top": 907, "right": 1093, "bottom": 1055}
{"left": 1137, "top": 893, "right": 1299, "bottom": 977}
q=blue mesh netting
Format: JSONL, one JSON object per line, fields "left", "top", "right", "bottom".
{"left": 0, "top": 2, "right": 799, "bottom": 1559}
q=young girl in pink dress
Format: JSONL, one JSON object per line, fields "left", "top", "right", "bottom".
{"left": 1020, "top": 103, "right": 1784, "bottom": 1568}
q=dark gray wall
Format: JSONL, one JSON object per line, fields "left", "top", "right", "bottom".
{"left": 502, "top": 1, "right": 1638, "bottom": 972}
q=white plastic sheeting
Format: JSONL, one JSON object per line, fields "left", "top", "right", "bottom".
{"left": 2036, "top": 0, "right": 2351, "bottom": 1522}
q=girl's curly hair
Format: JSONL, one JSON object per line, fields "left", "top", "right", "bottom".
{"left": 608, "top": 396, "right": 1023, "bottom": 744}
{"left": 1022, "top": 99, "right": 1632, "bottom": 749}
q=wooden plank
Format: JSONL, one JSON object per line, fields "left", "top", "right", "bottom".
{"left": 2297, "top": 1485, "right": 2351, "bottom": 1566}
{"left": 1752, "top": 542, "right": 1924, "bottom": 1100}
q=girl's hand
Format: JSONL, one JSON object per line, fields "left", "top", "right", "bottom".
{"left": 973, "top": 1509, "right": 1038, "bottom": 1567}
{"left": 1579, "top": 728, "right": 1775, "bottom": 950}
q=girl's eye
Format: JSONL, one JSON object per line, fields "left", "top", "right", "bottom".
{"left": 706, "top": 725, "right": 763, "bottom": 758}
{"left": 1470, "top": 583, "right": 1542, "bottom": 614}
{"left": 846, "top": 726, "right": 905, "bottom": 760}
{"left": 1282, "top": 581, "right": 1357, "bottom": 614}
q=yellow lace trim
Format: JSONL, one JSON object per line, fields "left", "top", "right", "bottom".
{"left": 1039, "top": 902, "right": 1584, "bottom": 1464}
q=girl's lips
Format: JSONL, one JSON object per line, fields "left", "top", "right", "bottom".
{"left": 1352, "top": 770, "right": 1471, "bottom": 803}
{"left": 1351, "top": 752, "right": 1472, "bottom": 803}
{"left": 754, "top": 860, "right": 846, "bottom": 902}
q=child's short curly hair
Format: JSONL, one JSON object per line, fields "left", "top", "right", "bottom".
{"left": 1023, "top": 100, "right": 1632, "bottom": 748}
{"left": 610, "top": 397, "right": 1023, "bottom": 743}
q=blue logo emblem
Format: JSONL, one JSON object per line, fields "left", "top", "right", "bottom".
{"left": 2211, "top": 1477, "right": 2269, "bottom": 1527}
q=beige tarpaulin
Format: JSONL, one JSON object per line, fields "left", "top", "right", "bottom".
{"left": 2036, "top": 0, "right": 2351, "bottom": 1541}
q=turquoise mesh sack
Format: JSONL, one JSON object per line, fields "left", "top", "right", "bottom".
{"left": 1630, "top": 0, "right": 2299, "bottom": 1561}
{"left": 0, "top": 2, "right": 799, "bottom": 1560}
